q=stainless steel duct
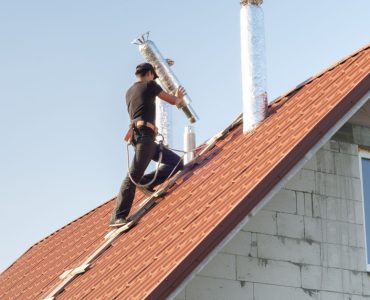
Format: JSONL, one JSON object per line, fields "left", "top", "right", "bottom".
{"left": 132, "top": 32, "right": 199, "bottom": 124}
{"left": 184, "top": 126, "right": 196, "bottom": 164}
{"left": 155, "top": 79, "right": 172, "bottom": 146}
{"left": 240, "top": 0, "right": 268, "bottom": 132}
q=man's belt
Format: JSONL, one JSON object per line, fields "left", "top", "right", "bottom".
{"left": 135, "top": 120, "right": 156, "bottom": 131}
{"left": 124, "top": 120, "right": 157, "bottom": 142}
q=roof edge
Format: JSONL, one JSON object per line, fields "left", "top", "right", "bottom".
{"left": 271, "top": 43, "right": 370, "bottom": 105}
{"left": 0, "top": 196, "right": 116, "bottom": 275}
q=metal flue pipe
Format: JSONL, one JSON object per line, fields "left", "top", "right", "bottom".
{"left": 184, "top": 126, "right": 196, "bottom": 165}
{"left": 155, "top": 79, "right": 172, "bottom": 145}
{"left": 240, "top": 0, "right": 268, "bottom": 132}
{"left": 132, "top": 32, "right": 199, "bottom": 124}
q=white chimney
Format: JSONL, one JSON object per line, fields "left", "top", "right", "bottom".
{"left": 240, "top": 0, "right": 268, "bottom": 133}
{"left": 184, "top": 126, "right": 196, "bottom": 164}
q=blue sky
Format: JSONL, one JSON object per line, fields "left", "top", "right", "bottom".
{"left": 1, "top": 0, "right": 369, "bottom": 272}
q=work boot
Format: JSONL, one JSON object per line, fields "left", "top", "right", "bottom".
{"left": 109, "top": 217, "right": 129, "bottom": 228}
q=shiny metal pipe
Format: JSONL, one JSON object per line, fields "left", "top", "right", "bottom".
{"left": 240, "top": 1, "right": 268, "bottom": 132}
{"left": 184, "top": 126, "right": 196, "bottom": 164}
{"left": 155, "top": 79, "right": 172, "bottom": 146}
{"left": 133, "top": 32, "right": 199, "bottom": 124}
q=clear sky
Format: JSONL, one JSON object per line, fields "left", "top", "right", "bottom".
{"left": 1, "top": 0, "right": 369, "bottom": 272}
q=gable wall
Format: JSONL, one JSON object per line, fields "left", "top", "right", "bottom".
{"left": 174, "top": 126, "right": 370, "bottom": 300}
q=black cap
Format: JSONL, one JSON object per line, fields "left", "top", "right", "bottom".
{"left": 135, "top": 63, "right": 158, "bottom": 79}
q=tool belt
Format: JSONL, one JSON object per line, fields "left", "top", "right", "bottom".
{"left": 124, "top": 120, "right": 157, "bottom": 142}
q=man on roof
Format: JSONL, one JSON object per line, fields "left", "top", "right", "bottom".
{"left": 110, "top": 62, "right": 185, "bottom": 227}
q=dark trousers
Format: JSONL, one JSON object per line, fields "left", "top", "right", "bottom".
{"left": 111, "top": 126, "right": 183, "bottom": 221}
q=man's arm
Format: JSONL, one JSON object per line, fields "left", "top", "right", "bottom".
{"left": 157, "top": 86, "right": 186, "bottom": 108}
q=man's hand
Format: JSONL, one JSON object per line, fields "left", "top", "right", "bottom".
{"left": 175, "top": 97, "right": 186, "bottom": 108}
{"left": 175, "top": 86, "right": 186, "bottom": 108}
{"left": 158, "top": 86, "right": 187, "bottom": 107}
{"left": 175, "top": 86, "right": 186, "bottom": 99}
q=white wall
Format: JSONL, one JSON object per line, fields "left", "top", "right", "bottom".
{"left": 174, "top": 139, "right": 370, "bottom": 300}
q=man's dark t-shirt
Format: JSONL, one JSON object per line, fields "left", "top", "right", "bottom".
{"left": 126, "top": 80, "right": 163, "bottom": 124}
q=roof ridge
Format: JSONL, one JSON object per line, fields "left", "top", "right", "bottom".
{"left": 271, "top": 43, "right": 370, "bottom": 105}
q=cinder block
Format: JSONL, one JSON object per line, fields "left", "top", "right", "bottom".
{"left": 315, "top": 172, "right": 338, "bottom": 198}
{"left": 321, "top": 243, "right": 329, "bottom": 268}
{"left": 322, "top": 220, "right": 347, "bottom": 245}
{"left": 305, "top": 193, "right": 313, "bottom": 217}
{"left": 362, "top": 272, "right": 370, "bottom": 296}
{"left": 185, "top": 276, "right": 253, "bottom": 300}
{"left": 352, "top": 178, "right": 363, "bottom": 201}
{"left": 334, "top": 152, "right": 360, "bottom": 178}
{"left": 348, "top": 200, "right": 357, "bottom": 223}
{"left": 333, "top": 124, "right": 354, "bottom": 145}
{"left": 354, "top": 201, "right": 364, "bottom": 225}
{"left": 340, "top": 199, "right": 349, "bottom": 222}
{"left": 326, "top": 243, "right": 344, "bottom": 269}
{"left": 264, "top": 189, "right": 296, "bottom": 214}
{"left": 324, "top": 197, "right": 357, "bottom": 223}
{"left": 243, "top": 210, "right": 277, "bottom": 235}
{"left": 277, "top": 212, "right": 304, "bottom": 239}
{"left": 353, "top": 125, "right": 370, "bottom": 147}
{"left": 348, "top": 223, "right": 359, "bottom": 247}
{"left": 315, "top": 172, "right": 362, "bottom": 201}
{"left": 348, "top": 246, "right": 366, "bottom": 271}
{"left": 251, "top": 233, "right": 258, "bottom": 257}
{"left": 342, "top": 269, "right": 362, "bottom": 294}
{"left": 302, "top": 265, "right": 322, "bottom": 290}
{"left": 285, "top": 169, "right": 315, "bottom": 193}
{"left": 321, "top": 243, "right": 360, "bottom": 270}
{"left": 257, "top": 234, "right": 321, "bottom": 265}
{"left": 222, "top": 231, "right": 253, "bottom": 257}
{"left": 349, "top": 295, "right": 370, "bottom": 300}
{"left": 321, "top": 267, "right": 343, "bottom": 293}
{"left": 323, "top": 140, "right": 340, "bottom": 152}
{"left": 303, "top": 154, "right": 317, "bottom": 171}
{"left": 326, "top": 197, "right": 346, "bottom": 222}
{"left": 236, "top": 256, "right": 301, "bottom": 287}
{"left": 319, "top": 291, "right": 344, "bottom": 300}
{"left": 304, "top": 216, "right": 323, "bottom": 242}
{"left": 313, "top": 194, "right": 327, "bottom": 218}
{"left": 316, "top": 149, "right": 336, "bottom": 174}
{"left": 297, "top": 192, "right": 305, "bottom": 215}
{"left": 338, "top": 142, "right": 358, "bottom": 155}
{"left": 341, "top": 222, "right": 350, "bottom": 246}
{"left": 198, "top": 253, "right": 236, "bottom": 280}
{"left": 356, "top": 224, "right": 365, "bottom": 248}
{"left": 254, "top": 283, "right": 319, "bottom": 300}
{"left": 340, "top": 245, "right": 351, "bottom": 270}
{"left": 326, "top": 243, "right": 366, "bottom": 271}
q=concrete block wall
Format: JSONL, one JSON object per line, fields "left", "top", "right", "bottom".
{"left": 173, "top": 137, "right": 370, "bottom": 300}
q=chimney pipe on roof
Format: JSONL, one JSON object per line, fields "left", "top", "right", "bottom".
{"left": 240, "top": 0, "right": 268, "bottom": 133}
{"left": 184, "top": 126, "right": 196, "bottom": 164}
{"left": 155, "top": 79, "right": 172, "bottom": 145}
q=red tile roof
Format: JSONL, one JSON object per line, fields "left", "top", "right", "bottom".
{"left": 1, "top": 44, "right": 370, "bottom": 300}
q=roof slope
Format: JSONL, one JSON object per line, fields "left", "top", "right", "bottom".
{"left": 1, "top": 45, "right": 370, "bottom": 300}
